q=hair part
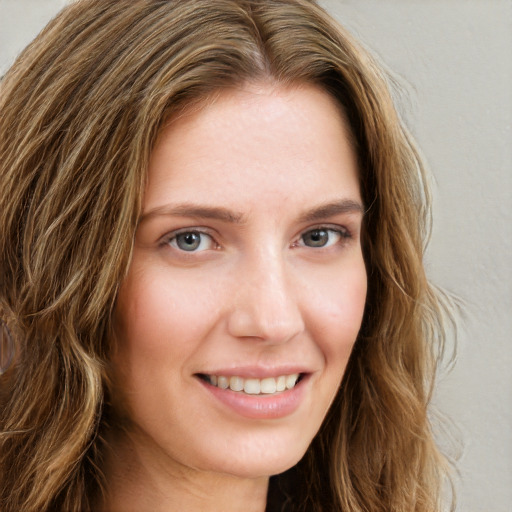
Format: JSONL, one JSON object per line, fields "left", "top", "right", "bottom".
{"left": 0, "top": 1, "right": 454, "bottom": 510}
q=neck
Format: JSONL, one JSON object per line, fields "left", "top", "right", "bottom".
{"left": 99, "top": 430, "right": 269, "bottom": 512}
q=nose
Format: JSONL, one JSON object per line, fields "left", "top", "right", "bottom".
{"left": 227, "top": 251, "right": 305, "bottom": 344}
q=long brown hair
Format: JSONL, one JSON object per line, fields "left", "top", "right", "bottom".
{"left": 0, "top": 1, "right": 453, "bottom": 510}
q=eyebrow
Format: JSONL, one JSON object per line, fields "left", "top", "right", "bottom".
{"left": 297, "top": 199, "right": 365, "bottom": 223}
{"left": 139, "top": 203, "right": 246, "bottom": 225}
{"left": 139, "top": 198, "right": 364, "bottom": 226}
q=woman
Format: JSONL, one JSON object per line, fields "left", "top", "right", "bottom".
{"left": 0, "top": 0, "right": 453, "bottom": 510}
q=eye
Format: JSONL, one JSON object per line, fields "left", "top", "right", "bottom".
{"left": 167, "top": 231, "right": 216, "bottom": 252}
{"left": 299, "top": 227, "right": 347, "bottom": 248}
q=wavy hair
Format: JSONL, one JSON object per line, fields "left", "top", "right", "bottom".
{"left": 0, "top": 0, "right": 453, "bottom": 510}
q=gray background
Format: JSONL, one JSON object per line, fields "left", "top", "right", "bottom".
{"left": 1, "top": 0, "right": 511, "bottom": 510}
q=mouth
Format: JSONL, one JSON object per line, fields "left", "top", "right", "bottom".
{"left": 196, "top": 373, "right": 304, "bottom": 396}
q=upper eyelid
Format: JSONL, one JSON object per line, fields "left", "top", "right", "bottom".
{"left": 298, "top": 223, "right": 352, "bottom": 237}
{"left": 160, "top": 226, "right": 216, "bottom": 243}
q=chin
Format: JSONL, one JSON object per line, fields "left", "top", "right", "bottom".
{"left": 198, "top": 430, "right": 311, "bottom": 480}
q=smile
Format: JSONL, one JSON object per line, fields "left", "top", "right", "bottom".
{"left": 199, "top": 373, "right": 301, "bottom": 395}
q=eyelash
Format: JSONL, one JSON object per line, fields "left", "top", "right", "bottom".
{"left": 160, "top": 225, "right": 352, "bottom": 253}
{"left": 294, "top": 226, "right": 352, "bottom": 249}
{"left": 160, "top": 228, "right": 218, "bottom": 253}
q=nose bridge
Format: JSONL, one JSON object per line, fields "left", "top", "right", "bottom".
{"left": 227, "top": 246, "right": 304, "bottom": 343}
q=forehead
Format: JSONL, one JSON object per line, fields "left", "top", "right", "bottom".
{"left": 144, "top": 83, "right": 361, "bottom": 216}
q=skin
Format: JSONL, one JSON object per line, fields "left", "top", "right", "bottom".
{"left": 104, "top": 83, "right": 367, "bottom": 512}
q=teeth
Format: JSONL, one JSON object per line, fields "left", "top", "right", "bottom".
{"left": 260, "top": 377, "right": 276, "bottom": 394}
{"left": 217, "top": 376, "right": 229, "bottom": 389}
{"left": 286, "top": 374, "right": 298, "bottom": 390}
{"left": 229, "top": 376, "right": 244, "bottom": 392}
{"left": 244, "top": 379, "right": 260, "bottom": 394}
{"left": 207, "top": 373, "right": 300, "bottom": 395}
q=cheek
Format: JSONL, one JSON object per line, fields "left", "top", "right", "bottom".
{"left": 303, "top": 258, "right": 367, "bottom": 362}
{"left": 112, "top": 268, "right": 226, "bottom": 377}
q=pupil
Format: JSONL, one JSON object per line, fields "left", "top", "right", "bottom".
{"left": 177, "top": 232, "right": 200, "bottom": 251}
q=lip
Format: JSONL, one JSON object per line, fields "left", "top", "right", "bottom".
{"left": 197, "top": 372, "right": 311, "bottom": 420}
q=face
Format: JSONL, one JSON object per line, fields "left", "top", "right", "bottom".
{"left": 112, "top": 83, "right": 367, "bottom": 480}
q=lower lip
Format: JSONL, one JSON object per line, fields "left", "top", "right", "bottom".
{"left": 198, "top": 376, "right": 308, "bottom": 420}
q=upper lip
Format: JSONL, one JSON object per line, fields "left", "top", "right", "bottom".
{"left": 195, "top": 365, "right": 313, "bottom": 379}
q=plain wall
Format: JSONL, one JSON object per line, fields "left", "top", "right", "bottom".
{"left": 1, "top": 1, "right": 511, "bottom": 510}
